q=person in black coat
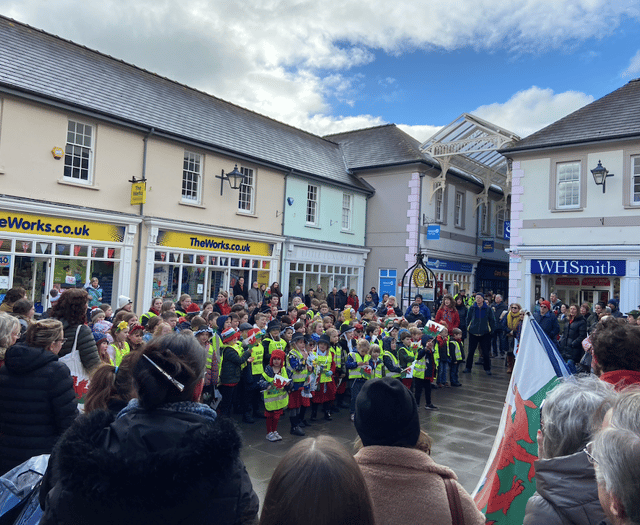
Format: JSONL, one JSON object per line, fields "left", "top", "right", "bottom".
{"left": 39, "top": 332, "right": 259, "bottom": 525}
{"left": 558, "top": 305, "right": 588, "bottom": 365}
{"left": 233, "top": 277, "right": 249, "bottom": 301}
{"left": 455, "top": 296, "right": 468, "bottom": 341}
{"left": 0, "top": 319, "right": 77, "bottom": 474}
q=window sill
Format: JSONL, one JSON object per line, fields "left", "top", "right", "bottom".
{"left": 305, "top": 223, "right": 321, "bottom": 229}
{"left": 341, "top": 229, "right": 354, "bottom": 235}
{"left": 179, "top": 200, "right": 206, "bottom": 209}
{"left": 550, "top": 207, "right": 583, "bottom": 213}
{"left": 623, "top": 204, "right": 640, "bottom": 210}
{"left": 454, "top": 224, "right": 465, "bottom": 230}
{"left": 57, "top": 179, "right": 100, "bottom": 190}
{"left": 236, "top": 210, "right": 257, "bottom": 218}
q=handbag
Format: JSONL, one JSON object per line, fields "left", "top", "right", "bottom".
{"left": 58, "top": 325, "right": 90, "bottom": 411}
{"left": 0, "top": 455, "right": 49, "bottom": 525}
{"left": 444, "top": 478, "right": 466, "bottom": 525}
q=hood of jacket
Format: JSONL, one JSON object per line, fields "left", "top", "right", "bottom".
{"left": 4, "top": 342, "right": 57, "bottom": 375}
{"left": 52, "top": 405, "right": 242, "bottom": 506}
{"left": 531, "top": 450, "right": 607, "bottom": 525}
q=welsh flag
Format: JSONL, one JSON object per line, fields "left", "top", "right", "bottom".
{"left": 472, "top": 313, "right": 571, "bottom": 524}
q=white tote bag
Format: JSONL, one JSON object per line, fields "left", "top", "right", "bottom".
{"left": 58, "top": 325, "right": 91, "bottom": 412}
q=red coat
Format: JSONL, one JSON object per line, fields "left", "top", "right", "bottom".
{"left": 435, "top": 307, "right": 460, "bottom": 331}
{"left": 347, "top": 295, "right": 359, "bottom": 312}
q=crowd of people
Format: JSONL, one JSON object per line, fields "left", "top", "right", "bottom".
{"left": 0, "top": 281, "right": 639, "bottom": 524}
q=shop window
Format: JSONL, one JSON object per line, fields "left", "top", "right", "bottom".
{"left": 306, "top": 184, "right": 319, "bottom": 226}
{"left": 342, "top": 193, "right": 353, "bottom": 231}
{"left": 238, "top": 167, "right": 255, "bottom": 214}
{"left": 17, "top": 240, "right": 32, "bottom": 254}
{"left": 182, "top": 151, "right": 202, "bottom": 203}
{"left": 64, "top": 120, "right": 94, "bottom": 184}
{"left": 0, "top": 239, "right": 11, "bottom": 252}
{"left": 37, "top": 242, "right": 52, "bottom": 255}
{"left": 74, "top": 245, "right": 88, "bottom": 257}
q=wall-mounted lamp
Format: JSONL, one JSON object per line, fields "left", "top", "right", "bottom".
{"left": 215, "top": 164, "right": 246, "bottom": 195}
{"left": 276, "top": 210, "right": 284, "bottom": 218}
{"left": 591, "top": 160, "right": 614, "bottom": 194}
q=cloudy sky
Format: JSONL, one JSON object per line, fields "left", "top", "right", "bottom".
{"left": 2, "top": 0, "right": 640, "bottom": 141}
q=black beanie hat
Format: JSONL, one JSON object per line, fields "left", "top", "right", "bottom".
{"left": 355, "top": 377, "right": 420, "bottom": 448}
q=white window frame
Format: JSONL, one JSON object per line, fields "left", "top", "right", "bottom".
{"left": 481, "top": 202, "right": 490, "bottom": 236}
{"left": 454, "top": 190, "right": 465, "bottom": 228}
{"left": 64, "top": 120, "right": 94, "bottom": 184}
{"left": 182, "top": 151, "right": 202, "bottom": 203}
{"left": 238, "top": 166, "right": 255, "bottom": 214}
{"left": 631, "top": 156, "right": 640, "bottom": 206}
{"left": 341, "top": 193, "right": 353, "bottom": 232}
{"left": 306, "top": 184, "right": 319, "bottom": 226}
{"left": 496, "top": 207, "right": 506, "bottom": 238}
{"left": 435, "top": 188, "right": 444, "bottom": 223}
{"left": 556, "top": 161, "right": 581, "bottom": 209}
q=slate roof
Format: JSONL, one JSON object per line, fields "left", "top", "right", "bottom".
{"left": 502, "top": 79, "right": 640, "bottom": 153}
{"left": 0, "top": 15, "right": 370, "bottom": 192}
{"left": 326, "top": 124, "right": 429, "bottom": 170}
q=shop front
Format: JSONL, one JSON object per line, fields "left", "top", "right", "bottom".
{"left": 531, "top": 258, "right": 624, "bottom": 308}
{"left": 424, "top": 258, "right": 474, "bottom": 298}
{"left": 144, "top": 221, "right": 282, "bottom": 307}
{"left": 475, "top": 259, "right": 509, "bottom": 298}
{"left": 0, "top": 203, "right": 138, "bottom": 312}
{"left": 283, "top": 242, "right": 369, "bottom": 304}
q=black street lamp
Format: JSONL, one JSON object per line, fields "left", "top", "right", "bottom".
{"left": 591, "top": 160, "right": 613, "bottom": 194}
{"left": 216, "top": 164, "right": 246, "bottom": 195}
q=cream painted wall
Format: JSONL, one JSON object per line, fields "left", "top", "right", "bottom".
{"left": 0, "top": 97, "right": 143, "bottom": 212}
{"left": 142, "top": 139, "right": 284, "bottom": 235}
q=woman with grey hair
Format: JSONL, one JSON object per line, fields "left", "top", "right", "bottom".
{"left": 0, "top": 312, "right": 20, "bottom": 368}
{"left": 591, "top": 388, "right": 640, "bottom": 525}
{"left": 523, "top": 375, "right": 617, "bottom": 525}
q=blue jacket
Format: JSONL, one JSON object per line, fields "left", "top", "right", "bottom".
{"left": 467, "top": 303, "right": 496, "bottom": 336}
{"left": 535, "top": 311, "right": 560, "bottom": 344}
{"left": 404, "top": 303, "right": 431, "bottom": 321}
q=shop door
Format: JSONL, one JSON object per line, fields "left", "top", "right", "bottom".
{"left": 210, "top": 269, "right": 226, "bottom": 300}
{"left": 581, "top": 289, "right": 609, "bottom": 306}
{"left": 14, "top": 256, "right": 51, "bottom": 313}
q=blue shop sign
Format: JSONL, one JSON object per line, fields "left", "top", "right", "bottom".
{"left": 482, "top": 240, "right": 494, "bottom": 253}
{"left": 531, "top": 259, "right": 626, "bottom": 276}
{"left": 426, "top": 225, "right": 440, "bottom": 240}
{"left": 503, "top": 221, "right": 510, "bottom": 240}
{"left": 426, "top": 258, "right": 473, "bottom": 273}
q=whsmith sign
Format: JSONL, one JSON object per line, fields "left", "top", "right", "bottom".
{"left": 531, "top": 259, "right": 626, "bottom": 276}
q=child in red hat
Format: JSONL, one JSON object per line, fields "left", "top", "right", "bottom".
{"left": 259, "top": 349, "right": 291, "bottom": 441}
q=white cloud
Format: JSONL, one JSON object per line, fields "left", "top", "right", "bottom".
{"left": 397, "top": 124, "right": 444, "bottom": 143}
{"left": 471, "top": 86, "right": 595, "bottom": 138}
{"left": 0, "top": 0, "right": 632, "bottom": 136}
{"left": 621, "top": 50, "right": 640, "bottom": 78}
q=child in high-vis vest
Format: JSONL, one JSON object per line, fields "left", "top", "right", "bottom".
{"left": 397, "top": 329, "right": 416, "bottom": 390}
{"left": 382, "top": 337, "right": 403, "bottom": 379}
{"left": 239, "top": 322, "right": 266, "bottom": 423}
{"left": 260, "top": 349, "right": 291, "bottom": 442}
{"left": 414, "top": 334, "right": 438, "bottom": 410}
{"left": 369, "top": 345, "right": 384, "bottom": 379}
{"left": 446, "top": 328, "right": 464, "bottom": 387}
{"left": 217, "top": 328, "right": 254, "bottom": 417}
{"left": 346, "top": 338, "right": 370, "bottom": 421}
{"left": 436, "top": 327, "right": 452, "bottom": 388}
{"left": 310, "top": 333, "right": 336, "bottom": 421}
{"left": 328, "top": 328, "right": 348, "bottom": 412}
{"left": 286, "top": 332, "right": 311, "bottom": 436}
{"left": 108, "top": 321, "right": 130, "bottom": 366}
{"left": 195, "top": 326, "right": 218, "bottom": 406}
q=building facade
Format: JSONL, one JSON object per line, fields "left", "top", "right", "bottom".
{"left": 501, "top": 79, "right": 640, "bottom": 314}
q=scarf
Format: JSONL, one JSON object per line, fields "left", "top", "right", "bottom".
{"left": 506, "top": 310, "right": 520, "bottom": 331}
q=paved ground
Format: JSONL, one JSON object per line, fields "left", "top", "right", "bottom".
{"left": 235, "top": 354, "right": 511, "bottom": 504}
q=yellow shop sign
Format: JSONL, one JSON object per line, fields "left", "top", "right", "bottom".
{"left": 0, "top": 211, "right": 125, "bottom": 243}
{"left": 156, "top": 230, "right": 272, "bottom": 257}
{"left": 131, "top": 182, "right": 146, "bottom": 205}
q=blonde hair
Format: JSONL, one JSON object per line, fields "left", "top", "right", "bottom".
{"left": 0, "top": 313, "right": 20, "bottom": 355}
{"left": 356, "top": 339, "right": 370, "bottom": 354}
{"left": 25, "top": 318, "right": 63, "bottom": 349}
{"left": 409, "top": 327, "right": 422, "bottom": 338}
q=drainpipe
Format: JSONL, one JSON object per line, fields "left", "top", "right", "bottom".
{"left": 133, "top": 127, "right": 154, "bottom": 311}
{"left": 278, "top": 169, "right": 291, "bottom": 289}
